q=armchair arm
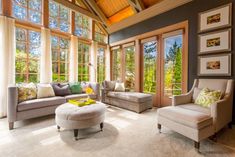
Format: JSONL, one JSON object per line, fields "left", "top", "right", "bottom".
{"left": 89, "top": 82, "right": 100, "bottom": 100}
{"left": 210, "top": 95, "right": 233, "bottom": 132}
{"left": 7, "top": 85, "right": 18, "bottom": 123}
{"left": 172, "top": 92, "right": 193, "bottom": 106}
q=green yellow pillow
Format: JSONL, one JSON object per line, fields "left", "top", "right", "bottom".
{"left": 195, "top": 88, "right": 222, "bottom": 108}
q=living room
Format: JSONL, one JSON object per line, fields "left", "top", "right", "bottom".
{"left": 0, "top": 0, "right": 235, "bottom": 156}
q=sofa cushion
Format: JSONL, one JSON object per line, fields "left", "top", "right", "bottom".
{"left": 18, "top": 96, "right": 66, "bottom": 111}
{"left": 107, "top": 92, "right": 152, "bottom": 103}
{"left": 192, "top": 88, "right": 202, "bottom": 102}
{"left": 104, "top": 81, "right": 117, "bottom": 91}
{"left": 52, "top": 83, "right": 72, "bottom": 96}
{"left": 157, "top": 106, "right": 213, "bottom": 129}
{"left": 114, "top": 82, "right": 125, "bottom": 92}
{"left": 81, "top": 82, "right": 90, "bottom": 93}
{"left": 37, "top": 84, "right": 55, "bottom": 98}
{"left": 69, "top": 82, "right": 82, "bottom": 94}
{"left": 64, "top": 94, "right": 97, "bottom": 101}
{"left": 178, "top": 103, "right": 210, "bottom": 115}
{"left": 17, "top": 83, "right": 37, "bottom": 103}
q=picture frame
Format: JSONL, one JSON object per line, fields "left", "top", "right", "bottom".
{"left": 198, "top": 53, "right": 231, "bottom": 76}
{"left": 198, "top": 3, "right": 232, "bottom": 33}
{"left": 198, "top": 29, "right": 231, "bottom": 55}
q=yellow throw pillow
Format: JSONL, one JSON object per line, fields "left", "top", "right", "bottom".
{"left": 195, "top": 88, "right": 222, "bottom": 108}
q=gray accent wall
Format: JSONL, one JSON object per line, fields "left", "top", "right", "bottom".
{"left": 109, "top": 0, "right": 235, "bottom": 122}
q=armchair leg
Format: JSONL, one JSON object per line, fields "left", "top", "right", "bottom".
{"left": 157, "top": 124, "right": 161, "bottom": 133}
{"left": 228, "top": 122, "right": 233, "bottom": 129}
{"left": 9, "top": 122, "right": 14, "bottom": 130}
{"left": 194, "top": 141, "right": 200, "bottom": 151}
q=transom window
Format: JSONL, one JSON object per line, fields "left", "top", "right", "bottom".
{"left": 12, "top": 0, "right": 42, "bottom": 24}
{"left": 15, "top": 27, "right": 41, "bottom": 83}
{"left": 95, "top": 24, "right": 106, "bottom": 43}
{"left": 78, "top": 42, "right": 90, "bottom": 82}
{"left": 49, "top": 0, "right": 70, "bottom": 33}
{"left": 51, "top": 36, "right": 70, "bottom": 82}
{"left": 97, "top": 47, "right": 105, "bottom": 83}
{"left": 75, "top": 12, "right": 91, "bottom": 39}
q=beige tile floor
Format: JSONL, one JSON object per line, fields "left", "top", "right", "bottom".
{"left": 0, "top": 106, "right": 235, "bottom": 157}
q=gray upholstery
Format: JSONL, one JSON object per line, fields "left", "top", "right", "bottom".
{"left": 101, "top": 81, "right": 152, "bottom": 113}
{"left": 55, "top": 102, "right": 105, "bottom": 130}
{"left": 17, "top": 97, "right": 66, "bottom": 111}
{"left": 51, "top": 83, "right": 71, "bottom": 96}
{"left": 7, "top": 82, "right": 100, "bottom": 130}
{"left": 157, "top": 79, "right": 234, "bottom": 147}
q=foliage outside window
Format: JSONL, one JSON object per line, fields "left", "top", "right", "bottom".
{"left": 15, "top": 27, "right": 41, "bottom": 83}
{"left": 124, "top": 46, "right": 135, "bottom": 90}
{"left": 95, "top": 24, "right": 106, "bottom": 43}
{"left": 51, "top": 36, "right": 70, "bottom": 82}
{"left": 75, "top": 12, "right": 91, "bottom": 39}
{"left": 49, "top": 0, "right": 70, "bottom": 33}
{"left": 111, "top": 48, "right": 121, "bottom": 81}
{"left": 143, "top": 41, "right": 157, "bottom": 94}
{"left": 97, "top": 47, "right": 105, "bottom": 83}
{"left": 78, "top": 42, "right": 90, "bottom": 82}
{"left": 12, "top": 0, "right": 42, "bottom": 24}
{"left": 164, "top": 35, "right": 182, "bottom": 96}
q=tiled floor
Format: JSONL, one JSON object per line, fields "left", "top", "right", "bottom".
{"left": 0, "top": 106, "right": 235, "bottom": 157}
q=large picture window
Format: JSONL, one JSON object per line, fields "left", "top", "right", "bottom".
{"left": 97, "top": 47, "right": 105, "bottom": 83}
{"left": 15, "top": 27, "right": 41, "bottom": 83}
{"left": 51, "top": 36, "right": 70, "bottom": 82}
{"left": 143, "top": 41, "right": 157, "bottom": 94}
{"left": 12, "top": 0, "right": 42, "bottom": 24}
{"left": 78, "top": 42, "right": 90, "bottom": 81}
{"left": 49, "top": 0, "right": 70, "bottom": 33}
{"left": 111, "top": 48, "right": 121, "bottom": 81}
{"left": 75, "top": 13, "right": 91, "bottom": 39}
{"left": 124, "top": 46, "right": 135, "bottom": 90}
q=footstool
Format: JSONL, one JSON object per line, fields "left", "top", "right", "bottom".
{"left": 55, "top": 102, "right": 106, "bottom": 140}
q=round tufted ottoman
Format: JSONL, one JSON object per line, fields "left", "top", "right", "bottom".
{"left": 55, "top": 102, "right": 106, "bottom": 140}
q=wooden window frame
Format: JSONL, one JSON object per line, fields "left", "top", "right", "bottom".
{"left": 97, "top": 46, "right": 106, "bottom": 83}
{"left": 51, "top": 35, "right": 70, "bottom": 82}
{"left": 78, "top": 41, "right": 91, "bottom": 82}
{"left": 74, "top": 12, "right": 91, "bottom": 39}
{"left": 15, "top": 26, "right": 41, "bottom": 83}
{"left": 12, "top": 0, "right": 43, "bottom": 25}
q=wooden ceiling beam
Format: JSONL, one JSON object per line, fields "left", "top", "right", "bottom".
{"left": 127, "top": 0, "right": 145, "bottom": 12}
{"left": 84, "top": 0, "right": 110, "bottom": 26}
{"left": 136, "top": 0, "right": 145, "bottom": 11}
{"left": 127, "top": 0, "right": 138, "bottom": 13}
{"left": 53, "top": 0, "right": 102, "bottom": 22}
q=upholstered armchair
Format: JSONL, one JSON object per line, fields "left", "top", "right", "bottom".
{"left": 157, "top": 79, "right": 234, "bottom": 150}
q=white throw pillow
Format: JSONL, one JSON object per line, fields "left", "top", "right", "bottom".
{"left": 37, "top": 84, "right": 55, "bottom": 98}
{"left": 114, "top": 83, "right": 125, "bottom": 92}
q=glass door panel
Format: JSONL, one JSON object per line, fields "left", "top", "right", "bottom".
{"left": 124, "top": 46, "right": 135, "bottom": 91}
{"left": 111, "top": 49, "right": 121, "bottom": 81}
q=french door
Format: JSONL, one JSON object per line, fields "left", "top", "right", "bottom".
{"left": 141, "top": 29, "right": 187, "bottom": 107}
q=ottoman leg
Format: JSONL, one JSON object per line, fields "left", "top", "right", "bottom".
{"left": 74, "top": 129, "right": 78, "bottom": 140}
{"left": 100, "top": 122, "right": 104, "bottom": 131}
{"left": 57, "top": 125, "right": 60, "bottom": 131}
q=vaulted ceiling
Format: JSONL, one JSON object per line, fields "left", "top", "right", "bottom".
{"left": 73, "top": 0, "right": 192, "bottom": 33}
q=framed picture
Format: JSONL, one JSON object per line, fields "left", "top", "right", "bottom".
{"left": 198, "top": 3, "right": 232, "bottom": 32}
{"left": 198, "top": 54, "right": 231, "bottom": 76}
{"left": 198, "top": 29, "right": 231, "bottom": 54}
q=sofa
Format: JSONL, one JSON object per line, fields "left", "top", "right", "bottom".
{"left": 101, "top": 81, "right": 153, "bottom": 113}
{"left": 7, "top": 82, "right": 100, "bottom": 130}
{"left": 157, "top": 79, "right": 234, "bottom": 150}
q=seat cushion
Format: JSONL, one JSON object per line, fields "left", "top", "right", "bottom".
{"left": 55, "top": 103, "right": 106, "bottom": 121}
{"left": 107, "top": 92, "right": 152, "bottom": 103}
{"left": 157, "top": 106, "right": 212, "bottom": 129}
{"left": 64, "top": 94, "right": 97, "bottom": 101}
{"left": 178, "top": 103, "right": 210, "bottom": 115}
{"left": 18, "top": 96, "right": 66, "bottom": 111}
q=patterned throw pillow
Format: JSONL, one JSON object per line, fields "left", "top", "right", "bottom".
{"left": 18, "top": 83, "right": 37, "bottom": 103}
{"left": 195, "top": 88, "right": 222, "bottom": 108}
{"left": 81, "top": 82, "right": 90, "bottom": 93}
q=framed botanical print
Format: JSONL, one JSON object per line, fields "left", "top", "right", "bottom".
{"left": 198, "top": 3, "right": 232, "bottom": 32}
{"left": 198, "top": 54, "right": 231, "bottom": 76}
{"left": 198, "top": 29, "right": 231, "bottom": 54}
